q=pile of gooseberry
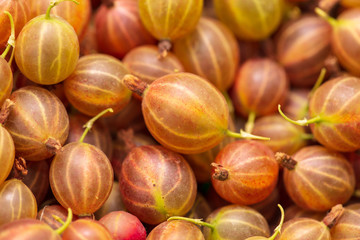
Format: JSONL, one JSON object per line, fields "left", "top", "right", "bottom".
{"left": 1, "top": 0, "right": 360, "bottom": 239}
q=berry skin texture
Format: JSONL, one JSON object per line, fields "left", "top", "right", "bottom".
{"left": 141, "top": 72, "right": 229, "bottom": 154}
{"left": 211, "top": 140, "right": 279, "bottom": 205}
{"left": 147, "top": 220, "right": 205, "bottom": 240}
{"left": 119, "top": 145, "right": 197, "bottom": 225}
{"left": 15, "top": 14, "right": 79, "bottom": 85}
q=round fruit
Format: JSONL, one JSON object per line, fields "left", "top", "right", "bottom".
{"left": 15, "top": 0, "right": 80, "bottom": 85}
{"left": 276, "top": 146, "right": 355, "bottom": 211}
{"left": 211, "top": 140, "right": 278, "bottom": 205}
{"left": 64, "top": 54, "right": 132, "bottom": 117}
{"left": 62, "top": 219, "right": 113, "bottom": 240}
{"left": 147, "top": 220, "right": 205, "bottom": 240}
{"left": 4, "top": 86, "right": 69, "bottom": 160}
{"left": 119, "top": 145, "right": 197, "bottom": 225}
{"left": 213, "top": 0, "right": 283, "bottom": 41}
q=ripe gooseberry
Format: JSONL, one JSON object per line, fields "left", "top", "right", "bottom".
{"left": 279, "top": 76, "right": 360, "bottom": 152}
{"left": 138, "top": 0, "right": 203, "bottom": 56}
{"left": 119, "top": 145, "right": 197, "bottom": 225}
{"left": 213, "top": 0, "right": 283, "bottom": 41}
{"left": 211, "top": 140, "right": 279, "bottom": 205}
{"left": 0, "top": 11, "right": 15, "bottom": 107}
{"left": 64, "top": 54, "right": 132, "bottom": 117}
{"left": 62, "top": 219, "right": 113, "bottom": 240}
{"left": 245, "top": 205, "right": 284, "bottom": 240}
{"left": 49, "top": 109, "right": 114, "bottom": 216}
{"left": 123, "top": 45, "right": 184, "bottom": 85}
{"left": 37, "top": 205, "right": 79, "bottom": 230}
{"left": 231, "top": 58, "right": 289, "bottom": 133}
{"left": 147, "top": 220, "right": 205, "bottom": 240}
{"left": 0, "top": 0, "right": 30, "bottom": 49}
{"left": 122, "top": 73, "right": 269, "bottom": 154}
{"left": 99, "top": 211, "right": 147, "bottom": 240}
{"left": 173, "top": 17, "right": 239, "bottom": 91}
{"left": 284, "top": 205, "right": 325, "bottom": 222}
{"left": 0, "top": 179, "right": 37, "bottom": 226}
{"left": 276, "top": 146, "right": 355, "bottom": 211}
{"left": 275, "top": 204, "right": 344, "bottom": 240}
{"left": 4, "top": 86, "right": 69, "bottom": 161}
{"left": 330, "top": 203, "right": 360, "bottom": 239}
{"left": 29, "top": 0, "right": 91, "bottom": 39}
{"left": 316, "top": 8, "right": 360, "bottom": 77}
{"left": 95, "top": 0, "right": 156, "bottom": 59}
{"left": 276, "top": 15, "right": 331, "bottom": 87}
{"left": 169, "top": 205, "right": 270, "bottom": 240}
{"left": 15, "top": 0, "right": 80, "bottom": 85}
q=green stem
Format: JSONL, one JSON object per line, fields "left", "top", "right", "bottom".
{"left": 309, "top": 68, "right": 326, "bottom": 98}
{"left": 269, "top": 204, "right": 285, "bottom": 240}
{"left": 315, "top": 8, "right": 337, "bottom": 27}
{"left": 78, "top": 108, "right": 113, "bottom": 143}
{"left": 1, "top": 11, "right": 15, "bottom": 59}
{"left": 245, "top": 111, "right": 256, "bottom": 133}
{"left": 54, "top": 208, "right": 73, "bottom": 235}
{"left": 300, "top": 133, "right": 314, "bottom": 140}
{"left": 278, "top": 105, "right": 322, "bottom": 126}
{"left": 167, "top": 216, "right": 215, "bottom": 231}
{"left": 45, "top": 0, "right": 79, "bottom": 19}
{"left": 226, "top": 129, "right": 270, "bottom": 141}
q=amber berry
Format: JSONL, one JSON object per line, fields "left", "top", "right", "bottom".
{"left": 119, "top": 145, "right": 197, "bottom": 225}
{"left": 64, "top": 54, "right": 132, "bottom": 117}
{"left": 0, "top": 179, "right": 37, "bottom": 226}
{"left": 169, "top": 205, "right": 270, "bottom": 240}
{"left": 147, "top": 220, "right": 204, "bottom": 240}
{"left": 122, "top": 73, "right": 268, "bottom": 154}
{"left": 138, "top": 0, "right": 203, "bottom": 56}
{"left": 276, "top": 146, "right": 355, "bottom": 211}
{"left": 95, "top": 0, "right": 156, "bottom": 59}
{"left": 211, "top": 140, "right": 279, "bottom": 205}
{"left": 330, "top": 203, "right": 360, "bottom": 239}
{"left": 62, "top": 219, "right": 112, "bottom": 240}
{"left": 4, "top": 86, "right": 69, "bottom": 161}
{"left": 15, "top": 0, "right": 80, "bottom": 85}
{"left": 49, "top": 109, "right": 114, "bottom": 216}
{"left": 173, "top": 17, "right": 239, "bottom": 91}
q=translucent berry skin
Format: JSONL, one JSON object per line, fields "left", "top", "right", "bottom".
{"left": 67, "top": 113, "right": 113, "bottom": 158}
{"left": 332, "top": 9, "right": 360, "bottom": 77}
{"left": 204, "top": 205, "right": 270, "bottom": 240}
{"left": 37, "top": 205, "right": 79, "bottom": 230}
{"left": 64, "top": 54, "right": 132, "bottom": 117}
{"left": 276, "top": 16, "right": 331, "bottom": 87}
{"left": 284, "top": 205, "right": 325, "bottom": 222}
{"left": 119, "top": 145, "right": 197, "bottom": 225}
{"left": 0, "top": 179, "right": 37, "bottom": 226}
{"left": 142, "top": 72, "right": 229, "bottom": 154}
{"left": 0, "top": 219, "right": 61, "bottom": 240}
{"left": 21, "top": 161, "right": 49, "bottom": 205}
{"left": 330, "top": 203, "right": 360, "bottom": 239}
{"left": 252, "top": 115, "right": 308, "bottom": 155}
{"left": 29, "top": 0, "right": 91, "bottom": 39}
{"left": 0, "top": 126, "right": 15, "bottom": 185}
{"left": 213, "top": 0, "right": 283, "bottom": 41}
{"left": 95, "top": 0, "right": 155, "bottom": 59}
{"left": 0, "top": 58, "right": 13, "bottom": 107}
{"left": 138, "top": 0, "right": 203, "bottom": 41}
{"left": 283, "top": 146, "right": 355, "bottom": 211}
{"left": 275, "top": 218, "right": 330, "bottom": 240}
{"left": 212, "top": 140, "right": 279, "bottom": 205}
{"left": 123, "top": 45, "right": 184, "bottom": 85}
{"left": 0, "top": 0, "right": 31, "bottom": 48}
{"left": 173, "top": 17, "right": 239, "bottom": 91}
{"left": 4, "top": 86, "right": 69, "bottom": 161}
{"left": 231, "top": 58, "right": 289, "bottom": 117}
{"left": 309, "top": 76, "right": 360, "bottom": 152}
{"left": 15, "top": 15, "right": 79, "bottom": 85}
{"left": 147, "top": 220, "right": 205, "bottom": 240}
{"left": 99, "top": 211, "right": 147, "bottom": 240}
{"left": 62, "top": 219, "right": 113, "bottom": 240}
{"left": 49, "top": 142, "right": 113, "bottom": 216}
